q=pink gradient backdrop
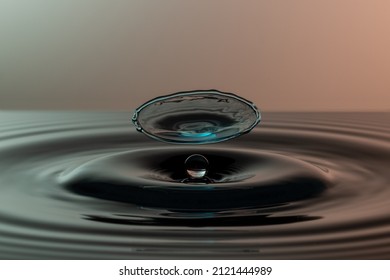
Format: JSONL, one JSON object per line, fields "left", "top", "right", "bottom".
{"left": 1, "top": 1, "right": 389, "bottom": 111}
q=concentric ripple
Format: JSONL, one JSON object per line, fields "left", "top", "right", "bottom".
{"left": 0, "top": 111, "right": 389, "bottom": 259}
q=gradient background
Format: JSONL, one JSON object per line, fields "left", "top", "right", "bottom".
{"left": 1, "top": 0, "right": 389, "bottom": 111}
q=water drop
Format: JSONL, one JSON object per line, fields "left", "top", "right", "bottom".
{"left": 185, "top": 154, "right": 209, "bottom": 179}
{"left": 132, "top": 90, "right": 261, "bottom": 144}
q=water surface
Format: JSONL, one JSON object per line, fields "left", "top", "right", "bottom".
{"left": 0, "top": 111, "right": 389, "bottom": 259}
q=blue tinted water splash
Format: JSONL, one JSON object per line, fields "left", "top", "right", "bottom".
{"left": 132, "top": 90, "right": 261, "bottom": 144}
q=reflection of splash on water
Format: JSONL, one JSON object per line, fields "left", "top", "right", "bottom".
{"left": 0, "top": 111, "right": 389, "bottom": 259}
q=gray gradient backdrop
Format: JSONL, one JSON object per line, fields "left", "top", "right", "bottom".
{"left": 1, "top": 0, "right": 389, "bottom": 111}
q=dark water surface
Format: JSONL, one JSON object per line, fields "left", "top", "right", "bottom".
{"left": 0, "top": 111, "right": 389, "bottom": 259}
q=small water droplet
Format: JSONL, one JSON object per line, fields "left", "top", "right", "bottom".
{"left": 185, "top": 154, "right": 209, "bottom": 179}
